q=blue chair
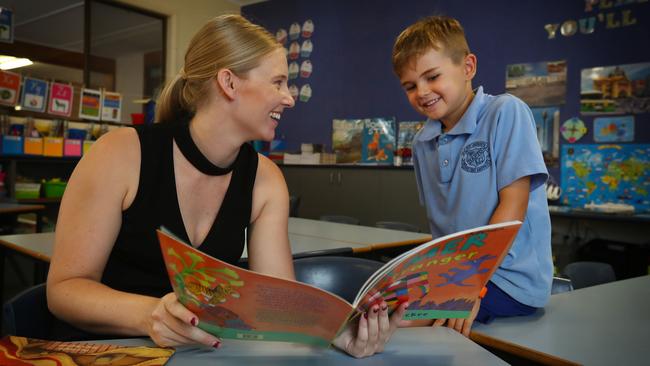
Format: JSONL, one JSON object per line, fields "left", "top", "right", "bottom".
{"left": 551, "top": 276, "right": 573, "bottom": 295}
{"left": 319, "top": 215, "right": 360, "bottom": 225}
{"left": 375, "top": 221, "right": 421, "bottom": 232}
{"left": 293, "top": 256, "right": 384, "bottom": 303}
{"left": 563, "top": 261, "right": 616, "bottom": 290}
{"left": 2, "top": 283, "right": 111, "bottom": 340}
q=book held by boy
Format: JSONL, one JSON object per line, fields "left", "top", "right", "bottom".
{"left": 157, "top": 221, "right": 521, "bottom": 347}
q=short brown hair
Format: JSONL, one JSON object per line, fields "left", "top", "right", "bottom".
{"left": 392, "top": 16, "right": 470, "bottom": 76}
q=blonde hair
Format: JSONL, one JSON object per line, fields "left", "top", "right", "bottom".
{"left": 392, "top": 15, "right": 470, "bottom": 77}
{"left": 156, "top": 14, "right": 281, "bottom": 122}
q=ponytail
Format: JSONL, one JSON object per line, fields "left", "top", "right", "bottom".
{"left": 155, "top": 73, "right": 188, "bottom": 123}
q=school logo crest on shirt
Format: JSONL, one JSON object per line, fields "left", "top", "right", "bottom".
{"left": 461, "top": 141, "right": 491, "bottom": 173}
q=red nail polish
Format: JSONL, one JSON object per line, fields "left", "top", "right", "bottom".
{"left": 364, "top": 312, "right": 368, "bottom": 319}
{"left": 373, "top": 307, "right": 379, "bottom": 313}
{"left": 212, "top": 340, "right": 221, "bottom": 348}
{"left": 190, "top": 317, "right": 198, "bottom": 326}
{"left": 381, "top": 304, "right": 387, "bottom": 311}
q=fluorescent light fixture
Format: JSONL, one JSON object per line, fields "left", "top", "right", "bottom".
{"left": 0, "top": 56, "right": 33, "bottom": 70}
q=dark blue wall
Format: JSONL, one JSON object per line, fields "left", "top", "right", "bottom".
{"left": 243, "top": 0, "right": 650, "bottom": 159}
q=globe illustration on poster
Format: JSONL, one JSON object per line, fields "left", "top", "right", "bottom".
{"left": 560, "top": 117, "right": 587, "bottom": 143}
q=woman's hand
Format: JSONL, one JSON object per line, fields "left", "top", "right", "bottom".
{"left": 332, "top": 301, "right": 408, "bottom": 358}
{"left": 146, "top": 293, "right": 222, "bottom": 348}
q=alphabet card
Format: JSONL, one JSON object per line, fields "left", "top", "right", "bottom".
{"left": 48, "top": 82, "right": 73, "bottom": 117}
{"left": 79, "top": 88, "right": 101, "bottom": 121}
{"left": 20, "top": 77, "right": 48, "bottom": 112}
{"left": 101, "top": 91, "right": 122, "bottom": 123}
{"left": 0, "top": 70, "right": 20, "bottom": 106}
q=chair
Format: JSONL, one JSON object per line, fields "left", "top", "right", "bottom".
{"left": 319, "top": 215, "right": 360, "bottom": 225}
{"left": 563, "top": 261, "right": 616, "bottom": 290}
{"left": 375, "top": 221, "right": 421, "bottom": 232}
{"left": 293, "top": 256, "right": 384, "bottom": 303}
{"left": 289, "top": 195, "right": 301, "bottom": 217}
{"left": 551, "top": 276, "right": 573, "bottom": 295}
{"left": 2, "top": 283, "right": 108, "bottom": 341}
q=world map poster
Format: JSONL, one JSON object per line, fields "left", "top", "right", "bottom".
{"left": 561, "top": 144, "right": 650, "bottom": 212}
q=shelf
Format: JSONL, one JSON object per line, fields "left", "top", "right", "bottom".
{"left": 0, "top": 155, "right": 81, "bottom": 163}
{"left": 16, "top": 198, "right": 62, "bottom": 204}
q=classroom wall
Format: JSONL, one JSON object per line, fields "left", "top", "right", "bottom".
{"left": 118, "top": 0, "right": 240, "bottom": 81}
{"left": 242, "top": 0, "right": 650, "bottom": 157}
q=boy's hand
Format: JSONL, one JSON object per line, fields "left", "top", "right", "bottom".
{"left": 431, "top": 298, "right": 481, "bottom": 337}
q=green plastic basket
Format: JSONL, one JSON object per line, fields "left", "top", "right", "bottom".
{"left": 43, "top": 181, "right": 67, "bottom": 198}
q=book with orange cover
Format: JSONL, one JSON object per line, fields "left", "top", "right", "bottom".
{"left": 157, "top": 221, "right": 521, "bottom": 347}
{"left": 0, "top": 336, "right": 174, "bottom": 366}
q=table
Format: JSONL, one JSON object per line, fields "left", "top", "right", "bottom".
{"left": 471, "top": 276, "right": 650, "bottom": 366}
{"left": 98, "top": 327, "right": 507, "bottom": 366}
{"left": 0, "top": 202, "right": 45, "bottom": 232}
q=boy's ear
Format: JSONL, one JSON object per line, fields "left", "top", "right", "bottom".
{"left": 463, "top": 54, "right": 477, "bottom": 80}
{"left": 215, "top": 69, "right": 238, "bottom": 100}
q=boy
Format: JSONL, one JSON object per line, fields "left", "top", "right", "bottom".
{"left": 392, "top": 16, "right": 552, "bottom": 336}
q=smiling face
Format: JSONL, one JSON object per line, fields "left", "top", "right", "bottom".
{"left": 399, "top": 48, "right": 476, "bottom": 129}
{"left": 235, "top": 48, "right": 295, "bottom": 141}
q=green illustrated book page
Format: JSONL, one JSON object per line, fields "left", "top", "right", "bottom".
{"left": 157, "top": 228, "right": 355, "bottom": 348}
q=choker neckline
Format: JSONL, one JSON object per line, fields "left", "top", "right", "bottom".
{"left": 173, "top": 121, "right": 237, "bottom": 176}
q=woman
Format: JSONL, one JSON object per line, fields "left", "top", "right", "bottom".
{"left": 47, "top": 14, "right": 406, "bottom": 358}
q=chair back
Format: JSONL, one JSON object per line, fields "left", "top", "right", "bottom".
{"left": 3, "top": 283, "right": 51, "bottom": 338}
{"left": 551, "top": 276, "right": 573, "bottom": 295}
{"left": 293, "top": 256, "right": 384, "bottom": 303}
{"left": 319, "top": 215, "right": 360, "bottom": 225}
{"left": 563, "top": 261, "right": 616, "bottom": 290}
{"left": 375, "top": 221, "right": 421, "bottom": 232}
{"left": 289, "top": 195, "right": 301, "bottom": 217}
{"left": 3, "top": 283, "right": 111, "bottom": 341}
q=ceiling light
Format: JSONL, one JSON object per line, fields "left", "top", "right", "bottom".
{"left": 0, "top": 56, "right": 33, "bottom": 70}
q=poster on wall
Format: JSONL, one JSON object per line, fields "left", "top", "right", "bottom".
{"left": 0, "top": 7, "right": 14, "bottom": 43}
{"left": 580, "top": 62, "right": 650, "bottom": 115}
{"left": 332, "top": 119, "right": 363, "bottom": 163}
{"left": 101, "top": 91, "right": 122, "bottom": 122}
{"left": 561, "top": 144, "right": 650, "bottom": 212}
{"left": 561, "top": 117, "right": 587, "bottom": 143}
{"left": 530, "top": 106, "right": 560, "bottom": 166}
{"left": 48, "top": 82, "right": 74, "bottom": 117}
{"left": 79, "top": 88, "right": 101, "bottom": 121}
{"left": 20, "top": 77, "right": 48, "bottom": 112}
{"left": 0, "top": 70, "right": 20, "bottom": 106}
{"left": 594, "top": 116, "right": 634, "bottom": 142}
{"left": 505, "top": 60, "right": 567, "bottom": 106}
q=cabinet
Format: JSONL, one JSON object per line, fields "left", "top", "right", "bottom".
{"left": 280, "top": 165, "right": 429, "bottom": 232}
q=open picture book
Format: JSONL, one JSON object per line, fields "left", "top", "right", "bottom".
{"left": 157, "top": 220, "right": 521, "bottom": 347}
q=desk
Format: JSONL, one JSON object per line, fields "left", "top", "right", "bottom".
{"left": 549, "top": 206, "right": 650, "bottom": 223}
{"left": 0, "top": 203, "right": 45, "bottom": 232}
{"left": 98, "top": 327, "right": 507, "bottom": 365}
{"left": 471, "top": 276, "right": 650, "bottom": 366}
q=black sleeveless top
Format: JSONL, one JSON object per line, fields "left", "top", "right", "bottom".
{"left": 101, "top": 122, "right": 258, "bottom": 298}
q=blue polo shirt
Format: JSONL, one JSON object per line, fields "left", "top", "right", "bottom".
{"left": 412, "top": 87, "right": 552, "bottom": 307}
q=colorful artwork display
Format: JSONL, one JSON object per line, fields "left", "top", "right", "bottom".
{"left": 561, "top": 117, "right": 587, "bottom": 143}
{"left": 396, "top": 121, "right": 424, "bottom": 165}
{"left": 594, "top": 116, "right": 634, "bottom": 142}
{"left": 505, "top": 60, "right": 567, "bottom": 106}
{"left": 79, "top": 88, "right": 101, "bottom": 121}
{"left": 332, "top": 119, "right": 363, "bottom": 163}
{"left": 48, "top": 82, "right": 74, "bottom": 117}
{"left": 0, "top": 7, "right": 13, "bottom": 43}
{"left": 0, "top": 70, "right": 20, "bottom": 106}
{"left": 362, "top": 117, "right": 395, "bottom": 165}
{"left": 561, "top": 144, "right": 650, "bottom": 212}
{"left": 580, "top": 62, "right": 650, "bottom": 115}
{"left": 20, "top": 77, "right": 48, "bottom": 112}
{"left": 530, "top": 106, "right": 560, "bottom": 165}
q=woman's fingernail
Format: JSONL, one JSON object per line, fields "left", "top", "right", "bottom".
{"left": 381, "top": 305, "right": 388, "bottom": 311}
{"left": 212, "top": 340, "right": 221, "bottom": 348}
{"left": 373, "top": 306, "right": 379, "bottom": 313}
{"left": 364, "top": 312, "right": 368, "bottom": 319}
{"left": 190, "top": 317, "right": 198, "bottom": 326}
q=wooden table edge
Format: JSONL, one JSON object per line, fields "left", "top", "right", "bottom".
{"left": 470, "top": 331, "right": 582, "bottom": 366}
{"left": 0, "top": 238, "right": 51, "bottom": 262}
